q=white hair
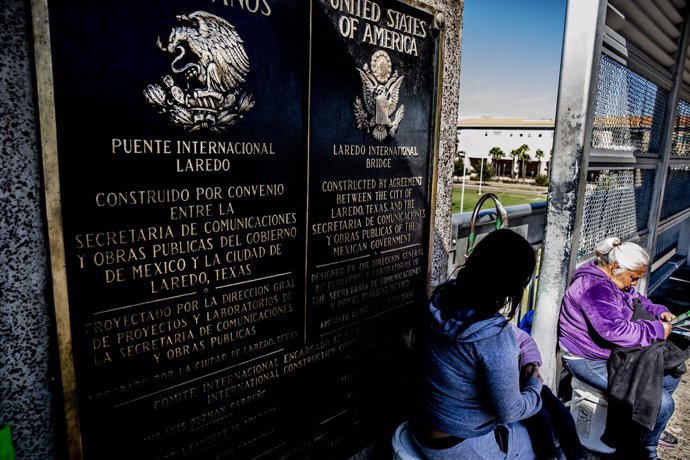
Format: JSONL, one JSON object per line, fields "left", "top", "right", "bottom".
{"left": 594, "top": 237, "right": 650, "bottom": 275}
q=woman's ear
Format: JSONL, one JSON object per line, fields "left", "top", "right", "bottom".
{"left": 611, "top": 263, "right": 623, "bottom": 276}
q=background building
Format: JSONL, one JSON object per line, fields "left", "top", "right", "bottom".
{"left": 457, "top": 117, "right": 555, "bottom": 178}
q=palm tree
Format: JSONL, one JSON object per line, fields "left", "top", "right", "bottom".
{"left": 519, "top": 151, "right": 531, "bottom": 181}
{"left": 535, "top": 148, "right": 544, "bottom": 175}
{"left": 488, "top": 147, "right": 504, "bottom": 177}
{"left": 510, "top": 144, "right": 530, "bottom": 179}
{"left": 454, "top": 150, "right": 466, "bottom": 178}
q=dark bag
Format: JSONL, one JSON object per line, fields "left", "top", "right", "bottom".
{"left": 601, "top": 298, "right": 690, "bottom": 449}
{"left": 631, "top": 298, "right": 690, "bottom": 373}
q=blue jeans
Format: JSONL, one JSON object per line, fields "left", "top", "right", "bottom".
{"left": 563, "top": 358, "right": 680, "bottom": 459}
{"left": 411, "top": 422, "right": 536, "bottom": 460}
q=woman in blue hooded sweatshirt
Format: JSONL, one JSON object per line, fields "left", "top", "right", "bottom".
{"left": 410, "top": 229, "right": 543, "bottom": 459}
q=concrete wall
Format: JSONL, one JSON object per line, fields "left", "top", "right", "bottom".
{"left": 1, "top": 0, "right": 67, "bottom": 458}
{"left": 0, "top": 0, "right": 463, "bottom": 458}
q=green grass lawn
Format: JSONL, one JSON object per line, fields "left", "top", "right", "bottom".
{"left": 452, "top": 187, "right": 547, "bottom": 213}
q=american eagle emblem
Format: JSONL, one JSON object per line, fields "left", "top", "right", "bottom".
{"left": 353, "top": 51, "right": 405, "bottom": 142}
{"left": 144, "top": 11, "right": 254, "bottom": 132}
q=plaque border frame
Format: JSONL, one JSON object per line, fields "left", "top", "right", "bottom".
{"left": 29, "top": 0, "right": 448, "bottom": 458}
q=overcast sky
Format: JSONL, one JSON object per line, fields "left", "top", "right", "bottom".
{"left": 458, "top": 0, "right": 567, "bottom": 120}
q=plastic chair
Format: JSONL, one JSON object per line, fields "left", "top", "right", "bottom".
{"left": 391, "top": 421, "right": 424, "bottom": 460}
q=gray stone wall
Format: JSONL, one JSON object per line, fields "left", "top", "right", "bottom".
{"left": 1, "top": 0, "right": 63, "bottom": 458}
{"left": 0, "top": 1, "right": 462, "bottom": 458}
{"left": 426, "top": 0, "right": 464, "bottom": 289}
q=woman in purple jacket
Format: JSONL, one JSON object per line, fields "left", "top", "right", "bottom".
{"left": 558, "top": 237, "right": 677, "bottom": 459}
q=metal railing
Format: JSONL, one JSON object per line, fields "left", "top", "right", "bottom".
{"left": 449, "top": 198, "right": 548, "bottom": 326}
{"left": 449, "top": 195, "right": 688, "bottom": 326}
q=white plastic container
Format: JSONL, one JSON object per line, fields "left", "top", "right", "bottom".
{"left": 391, "top": 421, "right": 424, "bottom": 460}
{"left": 568, "top": 376, "right": 615, "bottom": 454}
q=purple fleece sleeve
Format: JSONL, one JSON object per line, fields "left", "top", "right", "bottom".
{"left": 511, "top": 324, "right": 542, "bottom": 368}
{"left": 631, "top": 290, "right": 670, "bottom": 319}
{"left": 581, "top": 283, "right": 665, "bottom": 347}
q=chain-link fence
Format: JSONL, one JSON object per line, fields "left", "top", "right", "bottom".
{"left": 672, "top": 99, "right": 690, "bottom": 156}
{"left": 581, "top": 54, "right": 690, "bottom": 265}
{"left": 591, "top": 56, "right": 667, "bottom": 155}
{"left": 661, "top": 166, "right": 690, "bottom": 220}
{"left": 578, "top": 169, "right": 652, "bottom": 258}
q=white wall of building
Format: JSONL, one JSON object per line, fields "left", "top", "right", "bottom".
{"left": 457, "top": 120, "right": 555, "bottom": 176}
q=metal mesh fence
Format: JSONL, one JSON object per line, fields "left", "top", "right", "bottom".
{"left": 653, "top": 226, "right": 681, "bottom": 261}
{"left": 672, "top": 99, "right": 690, "bottom": 156}
{"left": 578, "top": 169, "right": 654, "bottom": 258}
{"left": 591, "top": 56, "right": 667, "bottom": 154}
{"left": 634, "top": 168, "right": 655, "bottom": 230}
{"left": 661, "top": 166, "right": 690, "bottom": 220}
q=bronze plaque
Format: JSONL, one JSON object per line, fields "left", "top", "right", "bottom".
{"left": 32, "top": 0, "right": 441, "bottom": 458}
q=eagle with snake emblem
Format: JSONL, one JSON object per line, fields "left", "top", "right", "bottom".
{"left": 144, "top": 11, "right": 254, "bottom": 132}
{"left": 353, "top": 51, "right": 405, "bottom": 142}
